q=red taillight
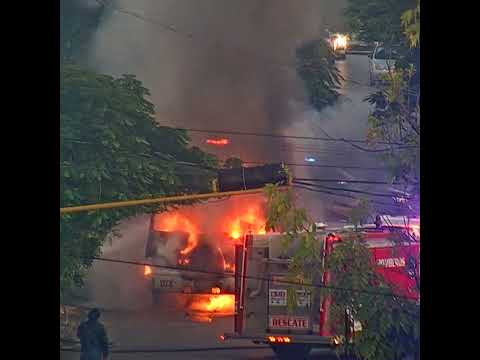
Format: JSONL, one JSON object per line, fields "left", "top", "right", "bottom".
{"left": 219, "top": 335, "right": 225, "bottom": 341}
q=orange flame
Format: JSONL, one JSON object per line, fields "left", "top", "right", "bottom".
{"left": 144, "top": 265, "right": 152, "bottom": 276}
{"left": 224, "top": 204, "right": 267, "bottom": 240}
{"left": 223, "top": 261, "right": 235, "bottom": 273}
{"left": 211, "top": 287, "right": 221, "bottom": 294}
{"left": 153, "top": 213, "right": 199, "bottom": 256}
{"left": 188, "top": 294, "right": 235, "bottom": 315}
{"left": 178, "top": 257, "right": 190, "bottom": 266}
{"left": 206, "top": 138, "right": 229, "bottom": 145}
{"left": 152, "top": 198, "right": 268, "bottom": 261}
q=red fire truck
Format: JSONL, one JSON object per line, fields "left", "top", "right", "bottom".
{"left": 221, "top": 217, "right": 420, "bottom": 359}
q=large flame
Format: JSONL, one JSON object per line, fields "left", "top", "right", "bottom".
{"left": 152, "top": 197, "right": 269, "bottom": 267}
{"left": 188, "top": 294, "right": 235, "bottom": 315}
{"left": 224, "top": 203, "right": 267, "bottom": 240}
{"left": 153, "top": 213, "right": 199, "bottom": 256}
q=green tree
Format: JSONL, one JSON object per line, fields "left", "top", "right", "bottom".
{"left": 401, "top": 0, "right": 420, "bottom": 48}
{"left": 345, "top": 0, "right": 416, "bottom": 44}
{"left": 60, "top": 0, "right": 219, "bottom": 298}
{"left": 326, "top": 234, "right": 419, "bottom": 360}
{"left": 60, "top": 63, "right": 218, "bottom": 296}
{"left": 264, "top": 185, "right": 419, "bottom": 360}
{"left": 296, "top": 39, "right": 343, "bottom": 112}
{"left": 363, "top": 1, "right": 420, "bottom": 214}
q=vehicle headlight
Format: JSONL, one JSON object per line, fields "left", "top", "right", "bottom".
{"left": 374, "top": 63, "right": 387, "bottom": 71}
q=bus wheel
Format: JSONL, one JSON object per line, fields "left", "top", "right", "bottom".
{"left": 271, "top": 344, "right": 312, "bottom": 360}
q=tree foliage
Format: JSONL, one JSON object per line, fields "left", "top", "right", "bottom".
{"left": 326, "top": 234, "right": 419, "bottom": 360}
{"left": 60, "top": 1, "right": 219, "bottom": 298}
{"left": 362, "top": 1, "right": 420, "bottom": 214}
{"left": 60, "top": 63, "right": 218, "bottom": 296}
{"left": 296, "top": 39, "right": 343, "bottom": 112}
{"left": 401, "top": 0, "right": 420, "bottom": 48}
{"left": 345, "top": 0, "right": 416, "bottom": 43}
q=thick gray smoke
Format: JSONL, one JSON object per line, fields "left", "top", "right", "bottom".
{"left": 83, "top": 215, "right": 153, "bottom": 309}
{"left": 79, "top": 1, "right": 383, "bottom": 308}
{"left": 87, "top": 0, "right": 346, "bottom": 161}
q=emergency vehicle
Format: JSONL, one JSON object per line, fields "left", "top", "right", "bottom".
{"left": 221, "top": 216, "right": 420, "bottom": 359}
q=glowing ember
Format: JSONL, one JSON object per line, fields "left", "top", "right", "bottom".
{"left": 206, "top": 138, "right": 229, "bottom": 145}
{"left": 178, "top": 257, "right": 190, "bottom": 266}
{"left": 224, "top": 261, "right": 235, "bottom": 273}
{"left": 144, "top": 265, "right": 152, "bottom": 276}
{"left": 211, "top": 287, "right": 221, "bottom": 294}
{"left": 153, "top": 213, "right": 199, "bottom": 256}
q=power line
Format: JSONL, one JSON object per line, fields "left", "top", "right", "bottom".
{"left": 294, "top": 178, "right": 402, "bottom": 185}
{"left": 92, "top": 257, "right": 418, "bottom": 301}
{"left": 170, "top": 127, "right": 415, "bottom": 147}
{"left": 292, "top": 184, "right": 408, "bottom": 210}
{"left": 245, "top": 161, "right": 386, "bottom": 172}
{"left": 176, "top": 160, "right": 387, "bottom": 172}
{"left": 292, "top": 180, "right": 405, "bottom": 199}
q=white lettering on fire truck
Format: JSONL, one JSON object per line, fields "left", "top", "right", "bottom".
{"left": 268, "top": 289, "right": 311, "bottom": 307}
{"left": 377, "top": 257, "right": 406, "bottom": 268}
{"left": 269, "top": 316, "right": 309, "bottom": 329}
{"left": 296, "top": 290, "right": 311, "bottom": 307}
{"left": 269, "top": 289, "right": 287, "bottom": 306}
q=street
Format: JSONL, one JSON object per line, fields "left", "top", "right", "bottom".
{"left": 62, "top": 54, "right": 373, "bottom": 360}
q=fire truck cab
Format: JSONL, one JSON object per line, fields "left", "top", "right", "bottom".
{"left": 222, "top": 217, "right": 419, "bottom": 359}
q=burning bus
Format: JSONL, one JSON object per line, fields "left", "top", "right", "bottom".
{"left": 144, "top": 219, "right": 235, "bottom": 303}
{"left": 143, "top": 197, "right": 270, "bottom": 305}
